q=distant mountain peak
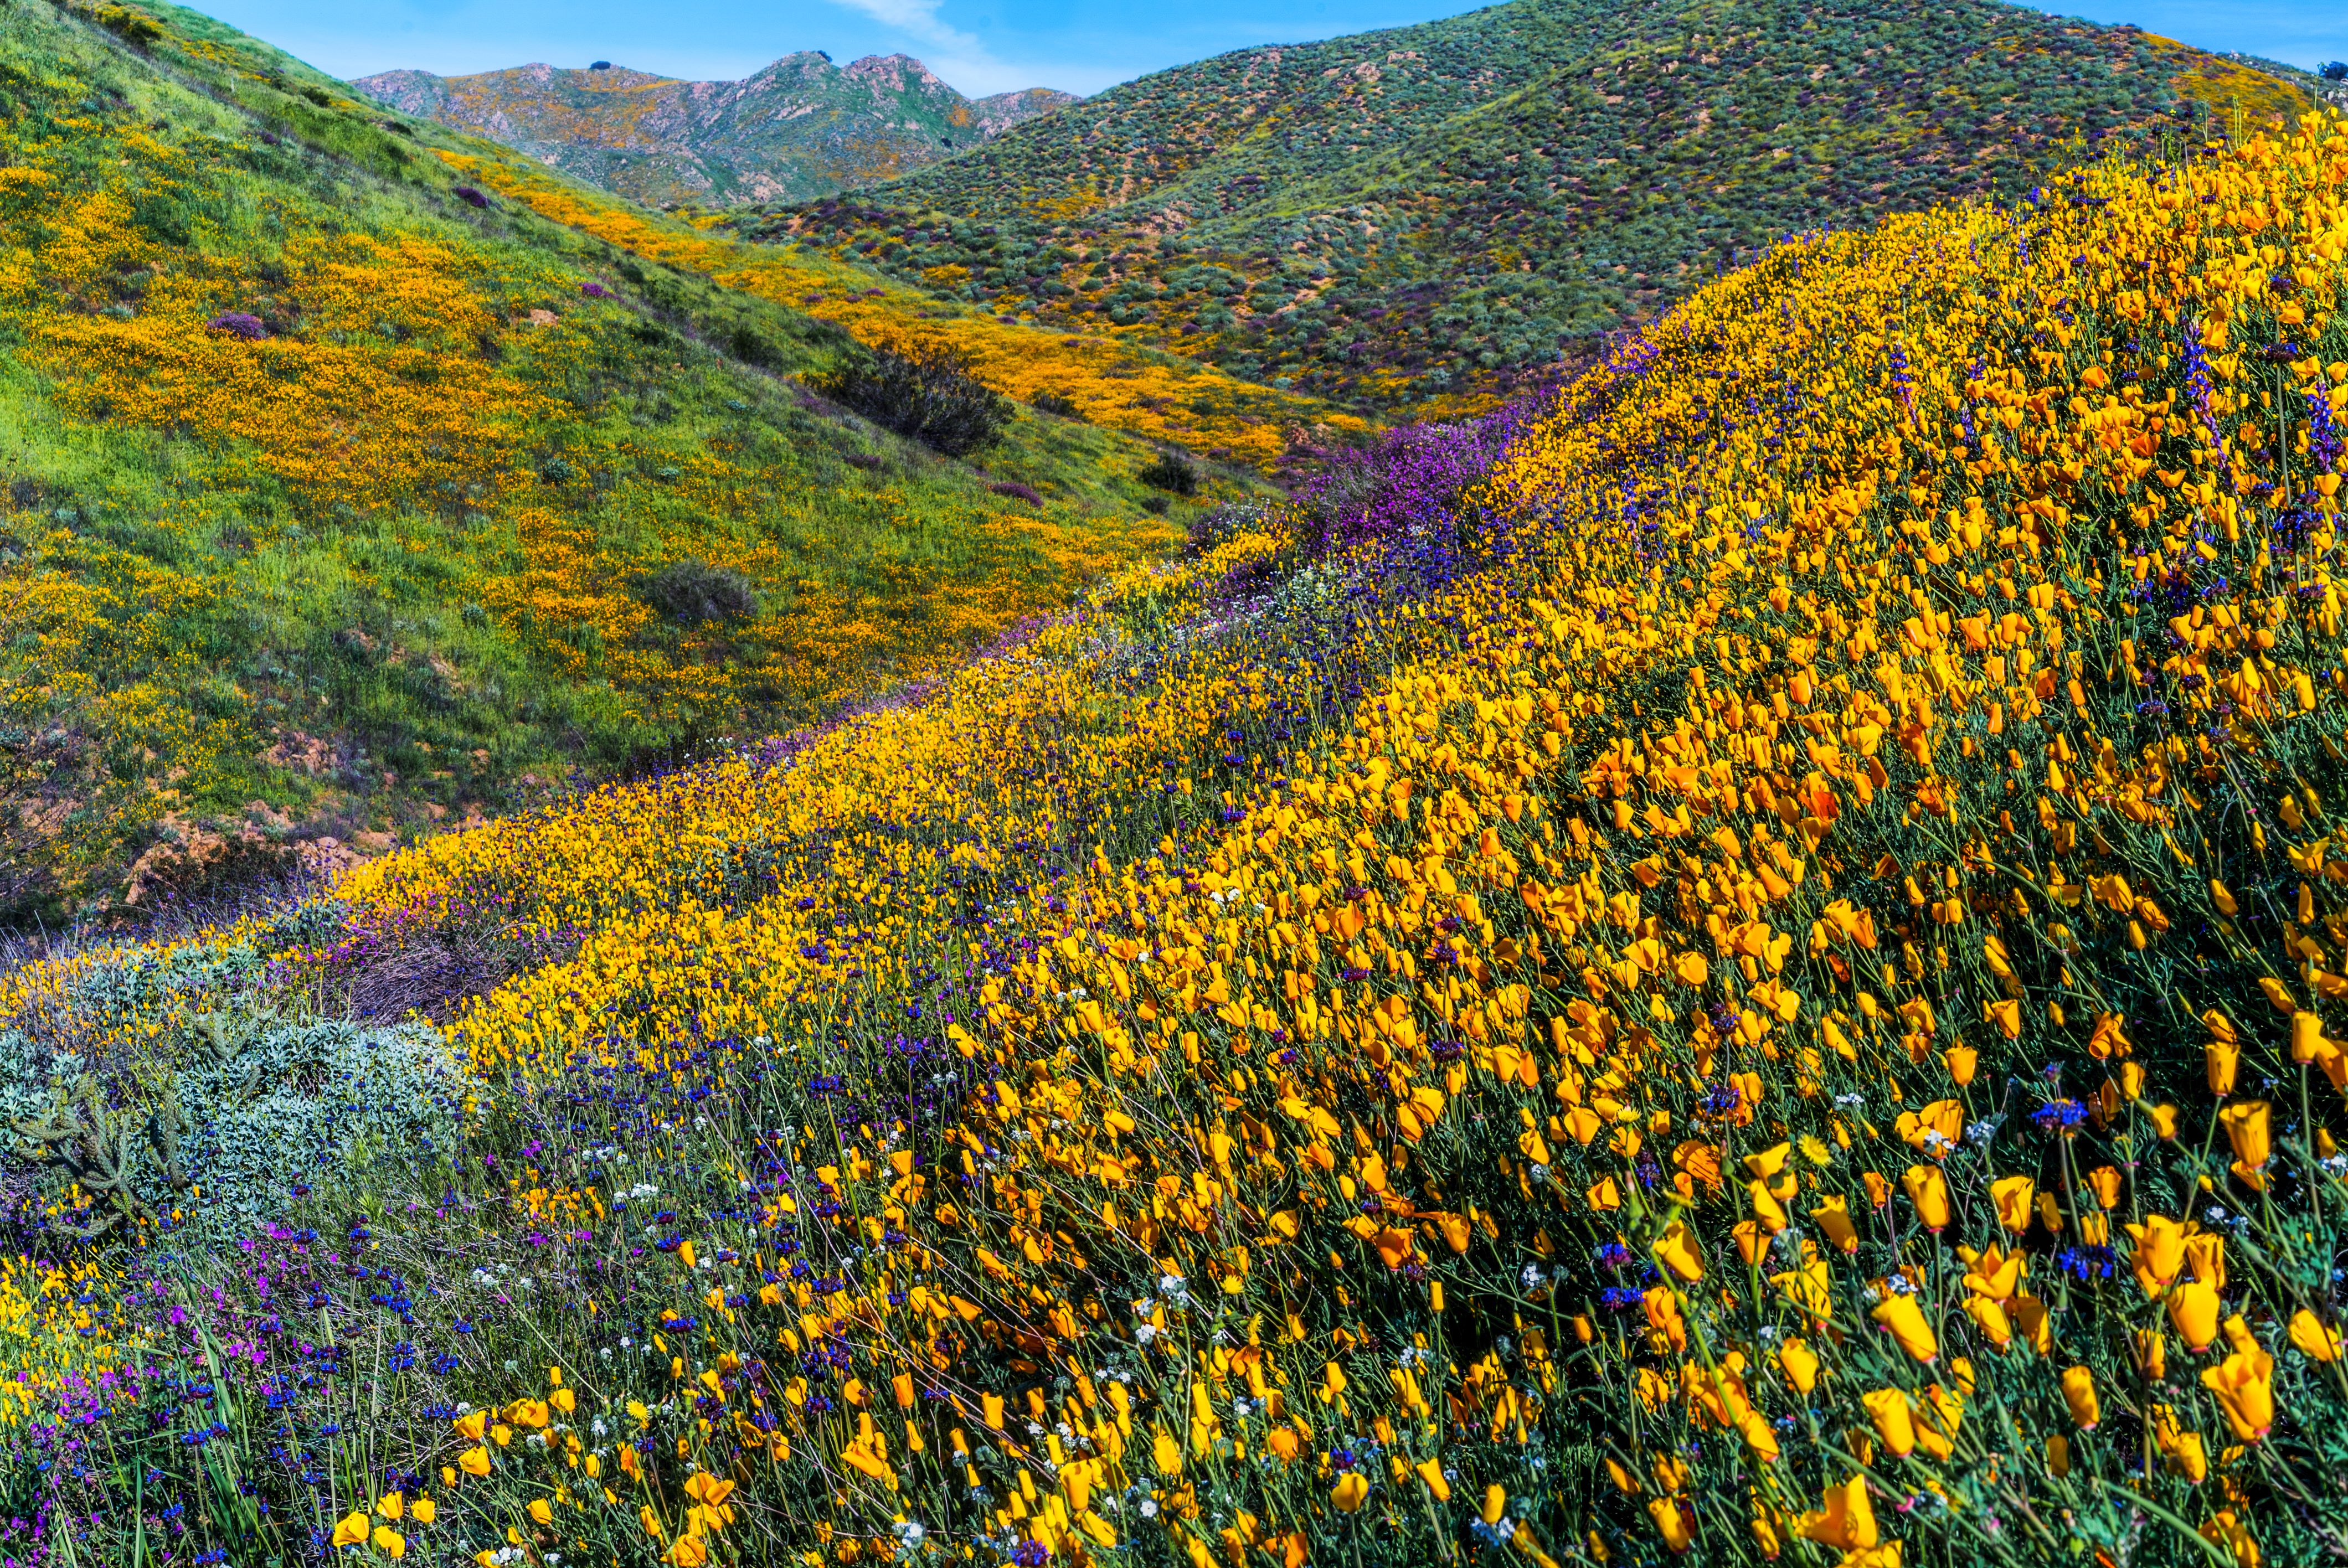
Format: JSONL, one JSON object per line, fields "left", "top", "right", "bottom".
{"left": 354, "top": 54, "right": 1077, "bottom": 207}
{"left": 844, "top": 53, "right": 945, "bottom": 89}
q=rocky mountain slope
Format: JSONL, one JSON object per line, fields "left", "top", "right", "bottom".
{"left": 744, "top": 0, "right": 2319, "bottom": 411}
{"left": 356, "top": 54, "right": 1076, "bottom": 207}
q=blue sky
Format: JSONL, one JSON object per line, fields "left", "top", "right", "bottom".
{"left": 197, "top": 0, "right": 2346, "bottom": 98}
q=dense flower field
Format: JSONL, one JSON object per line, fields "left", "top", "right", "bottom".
{"left": 6, "top": 113, "right": 2348, "bottom": 1568}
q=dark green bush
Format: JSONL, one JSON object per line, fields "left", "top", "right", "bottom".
{"left": 1138, "top": 448, "right": 1199, "bottom": 495}
{"left": 637, "top": 559, "right": 760, "bottom": 626}
{"left": 815, "top": 339, "right": 1011, "bottom": 457}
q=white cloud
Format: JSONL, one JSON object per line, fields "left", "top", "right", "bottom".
{"left": 826, "top": 0, "right": 982, "bottom": 54}
{"left": 815, "top": 0, "right": 1104, "bottom": 95}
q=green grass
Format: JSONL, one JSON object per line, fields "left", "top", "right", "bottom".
{"left": 0, "top": 0, "right": 1247, "bottom": 924}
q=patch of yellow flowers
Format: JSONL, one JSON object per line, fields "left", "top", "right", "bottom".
{"left": 400, "top": 117, "right": 2348, "bottom": 1565}
{"left": 20, "top": 114, "right": 2348, "bottom": 1568}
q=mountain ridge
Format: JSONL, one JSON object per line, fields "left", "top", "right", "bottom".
{"left": 742, "top": 0, "right": 2323, "bottom": 412}
{"left": 355, "top": 52, "right": 1078, "bottom": 208}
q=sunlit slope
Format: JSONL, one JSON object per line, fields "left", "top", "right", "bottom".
{"left": 754, "top": 0, "right": 2320, "bottom": 413}
{"left": 271, "top": 122, "right": 2348, "bottom": 1562}
{"left": 435, "top": 151, "right": 1371, "bottom": 468}
{"left": 8, "top": 87, "right": 2348, "bottom": 1568}
{"left": 356, "top": 55, "right": 1077, "bottom": 209}
{"left": 0, "top": 0, "right": 1201, "bottom": 919}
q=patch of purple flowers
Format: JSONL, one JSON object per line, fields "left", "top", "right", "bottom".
{"left": 451, "top": 185, "right": 488, "bottom": 209}
{"left": 580, "top": 281, "right": 614, "bottom": 300}
{"left": 1290, "top": 398, "right": 1539, "bottom": 546}
{"left": 207, "top": 312, "right": 270, "bottom": 341}
{"left": 988, "top": 481, "right": 1042, "bottom": 506}
{"left": 2032, "top": 1098, "right": 2088, "bottom": 1133}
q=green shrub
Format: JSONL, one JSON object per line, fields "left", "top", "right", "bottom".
{"left": 815, "top": 338, "right": 1012, "bottom": 456}
{"left": 1139, "top": 447, "right": 1200, "bottom": 494}
{"left": 3, "top": 948, "right": 460, "bottom": 1239}
{"left": 636, "top": 558, "right": 760, "bottom": 625}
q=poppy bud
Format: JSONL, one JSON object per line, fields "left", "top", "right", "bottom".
{"left": 1809, "top": 1195, "right": 1859, "bottom": 1253}
{"left": 1900, "top": 1164, "right": 1950, "bottom": 1230}
{"left": 1860, "top": 1388, "right": 1917, "bottom": 1456}
{"left": 2294, "top": 1011, "right": 2329, "bottom": 1064}
{"left": 2169, "top": 1280, "right": 2222, "bottom": 1350}
{"left": 2061, "top": 1365, "right": 2099, "bottom": 1428}
{"left": 1778, "top": 1337, "right": 1821, "bottom": 1394}
{"left": 1651, "top": 1218, "right": 1705, "bottom": 1282}
{"left": 2037, "top": 1190, "right": 2065, "bottom": 1234}
{"left": 1646, "top": 1498, "right": 1696, "bottom": 1555}
{"left": 1963, "top": 1296, "right": 2014, "bottom": 1347}
{"left": 2221, "top": 1100, "right": 2272, "bottom": 1180}
{"left": 1870, "top": 1293, "right": 1938, "bottom": 1363}
{"left": 2200, "top": 1336, "right": 2275, "bottom": 1440}
{"left": 2207, "top": 1036, "right": 2239, "bottom": 1095}
{"left": 2290, "top": 1308, "right": 2342, "bottom": 1363}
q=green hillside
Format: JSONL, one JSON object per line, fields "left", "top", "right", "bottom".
{"left": 744, "top": 0, "right": 2318, "bottom": 412}
{"left": 356, "top": 55, "right": 1078, "bottom": 209}
{"left": 0, "top": 0, "right": 1224, "bottom": 922}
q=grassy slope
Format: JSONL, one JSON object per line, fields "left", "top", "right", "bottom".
{"left": 0, "top": 0, "right": 1281, "bottom": 922}
{"left": 436, "top": 149, "right": 1372, "bottom": 470}
{"left": 4, "top": 115, "right": 2348, "bottom": 1568}
{"left": 746, "top": 0, "right": 2319, "bottom": 414}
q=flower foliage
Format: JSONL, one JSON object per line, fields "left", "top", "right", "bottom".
{"left": 7, "top": 109, "right": 2348, "bottom": 1568}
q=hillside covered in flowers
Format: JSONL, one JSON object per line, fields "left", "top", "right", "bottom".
{"left": 0, "top": 0, "right": 1341, "bottom": 920}
{"left": 6, "top": 90, "right": 2348, "bottom": 1568}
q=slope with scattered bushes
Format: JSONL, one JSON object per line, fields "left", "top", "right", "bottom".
{"left": 431, "top": 148, "right": 1372, "bottom": 470}
{"left": 356, "top": 54, "right": 1077, "bottom": 209}
{"left": 749, "top": 0, "right": 2319, "bottom": 412}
